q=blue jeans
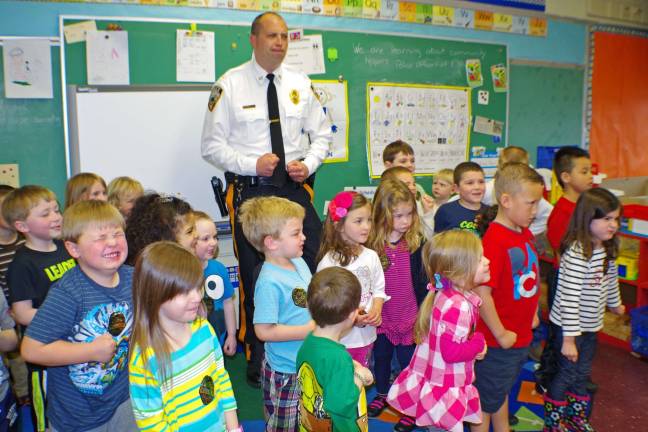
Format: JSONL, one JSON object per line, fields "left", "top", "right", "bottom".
{"left": 548, "top": 325, "right": 597, "bottom": 400}
{"left": 373, "top": 334, "right": 415, "bottom": 394}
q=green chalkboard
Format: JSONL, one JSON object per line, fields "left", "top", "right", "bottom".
{"left": 509, "top": 64, "right": 584, "bottom": 166}
{"left": 63, "top": 18, "right": 507, "bottom": 216}
{"left": 0, "top": 46, "right": 67, "bottom": 200}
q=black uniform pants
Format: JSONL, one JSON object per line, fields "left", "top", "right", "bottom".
{"left": 227, "top": 177, "right": 321, "bottom": 375}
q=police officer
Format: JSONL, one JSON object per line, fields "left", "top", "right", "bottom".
{"left": 201, "top": 11, "right": 331, "bottom": 387}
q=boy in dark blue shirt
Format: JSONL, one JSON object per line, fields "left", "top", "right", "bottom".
{"left": 434, "top": 162, "right": 487, "bottom": 235}
{"left": 21, "top": 201, "right": 137, "bottom": 432}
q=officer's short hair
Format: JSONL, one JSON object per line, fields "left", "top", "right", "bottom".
{"left": 251, "top": 12, "right": 284, "bottom": 35}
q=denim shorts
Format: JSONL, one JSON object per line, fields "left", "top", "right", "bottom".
{"left": 474, "top": 345, "right": 530, "bottom": 413}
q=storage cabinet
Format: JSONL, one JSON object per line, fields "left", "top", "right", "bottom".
{"left": 618, "top": 230, "right": 648, "bottom": 309}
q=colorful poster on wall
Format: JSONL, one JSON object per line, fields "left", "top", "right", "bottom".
{"left": 302, "top": 0, "right": 323, "bottom": 14}
{"left": 380, "top": 0, "right": 399, "bottom": 20}
{"left": 432, "top": 5, "right": 454, "bottom": 26}
{"left": 362, "top": 0, "right": 380, "bottom": 19}
{"left": 511, "top": 15, "right": 529, "bottom": 34}
{"left": 304, "top": 80, "right": 349, "bottom": 162}
{"left": 323, "top": 0, "right": 342, "bottom": 16}
{"left": 342, "top": 0, "right": 362, "bottom": 18}
{"left": 474, "top": 10, "right": 494, "bottom": 30}
{"left": 493, "top": 13, "right": 513, "bottom": 32}
{"left": 367, "top": 82, "right": 471, "bottom": 177}
{"left": 454, "top": 8, "right": 474, "bottom": 28}
{"left": 465, "top": 59, "right": 483, "bottom": 88}
{"left": 398, "top": 1, "right": 417, "bottom": 23}
{"left": 2, "top": 39, "right": 53, "bottom": 99}
{"left": 491, "top": 64, "right": 508, "bottom": 92}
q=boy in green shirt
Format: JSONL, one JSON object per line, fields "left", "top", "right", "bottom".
{"left": 297, "top": 267, "right": 373, "bottom": 432}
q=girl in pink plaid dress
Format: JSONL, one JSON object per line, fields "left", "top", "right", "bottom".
{"left": 388, "top": 230, "right": 490, "bottom": 432}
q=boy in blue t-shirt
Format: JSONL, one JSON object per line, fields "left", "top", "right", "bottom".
{"left": 193, "top": 211, "right": 237, "bottom": 355}
{"left": 238, "top": 196, "right": 315, "bottom": 432}
{"left": 21, "top": 200, "right": 137, "bottom": 432}
{"left": 434, "top": 161, "right": 487, "bottom": 235}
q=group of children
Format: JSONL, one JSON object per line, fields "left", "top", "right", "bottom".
{"left": 0, "top": 141, "right": 624, "bottom": 432}
{"left": 0, "top": 175, "right": 241, "bottom": 431}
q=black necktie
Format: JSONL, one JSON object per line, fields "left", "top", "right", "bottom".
{"left": 267, "top": 73, "right": 287, "bottom": 187}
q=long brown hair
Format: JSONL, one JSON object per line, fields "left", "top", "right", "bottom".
{"left": 560, "top": 188, "right": 620, "bottom": 271}
{"left": 317, "top": 192, "right": 371, "bottom": 266}
{"left": 130, "top": 241, "right": 204, "bottom": 383}
{"left": 368, "top": 179, "right": 422, "bottom": 255}
{"left": 415, "top": 230, "right": 483, "bottom": 343}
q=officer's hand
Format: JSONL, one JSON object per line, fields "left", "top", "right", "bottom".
{"left": 256, "top": 153, "right": 280, "bottom": 177}
{"left": 287, "top": 160, "right": 309, "bottom": 183}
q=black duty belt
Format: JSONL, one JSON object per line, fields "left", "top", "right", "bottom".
{"left": 225, "top": 172, "right": 283, "bottom": 188}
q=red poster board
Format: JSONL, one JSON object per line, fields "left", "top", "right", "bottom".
{"left": 589, "top": 32, "right": 648, "bottom": 178}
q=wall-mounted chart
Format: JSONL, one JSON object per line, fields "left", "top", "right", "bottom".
{"left": 367, "top": 82, "right": 471, "bottom": 177}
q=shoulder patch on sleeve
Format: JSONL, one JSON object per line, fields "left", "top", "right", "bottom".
{"left": 208, "top": 84, "right": 223, "bottom": 112}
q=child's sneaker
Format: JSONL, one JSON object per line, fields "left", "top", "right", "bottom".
{"left": 367, "top": 393, "right": 388, "bottom": 417}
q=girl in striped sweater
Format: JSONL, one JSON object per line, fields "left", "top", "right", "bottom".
{"left": 129, "top": 241, "right": 240, "bottom": 432}
{"left": 544, "top": 188, "right": 625, "bottom": 432}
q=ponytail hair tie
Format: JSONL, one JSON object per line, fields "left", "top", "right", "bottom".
{"left": 431, "top": 273, "right": 449, "bottom": 291}
{"left": 426, "top": 274, "right": 448, "bottom": 292}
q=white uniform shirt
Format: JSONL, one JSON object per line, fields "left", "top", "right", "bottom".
{"left": 317, "top": 247, "right": 388, "bottom": 348}
{"left": 201, "top": 55, "right": 332, "bottom": 176}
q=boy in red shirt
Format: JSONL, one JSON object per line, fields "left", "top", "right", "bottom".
{"left": 546, "top": 147, "right": 593, "bottom": 263}
{"left": 472, "top": 163, "right": 545, "bottom": 432}
{"left": 536, "top": 147, "right": 592, "bottom": 393}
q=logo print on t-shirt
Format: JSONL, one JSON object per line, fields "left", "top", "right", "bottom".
{"left": 508, "top": 242, "right": 539, "bottom": 300}
{"left": 292, "top": 287, "right": 307, "bottom": 308}
{"left": 204, "top": 274, "right": 225, "bottom": 300}
{"left": 68, "top": 301, "right": 132, "bottom": 395}
{"left": 199, "top": 375, "right": 215, "bottom": 405}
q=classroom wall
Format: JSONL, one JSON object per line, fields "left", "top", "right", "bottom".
{"left": 0, "top": 1, "right": 587, "bottom": 200}
{"left": 546, "top": 0, "right": 648, "bottom": 30}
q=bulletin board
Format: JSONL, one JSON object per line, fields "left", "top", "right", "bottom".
{"left": 61, "top": 16, "right": 508, "bottom": 216}
{"left": 0, "top": 43, "right": 67, "bottom": 199}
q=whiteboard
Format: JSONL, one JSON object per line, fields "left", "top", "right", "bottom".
{"left": 67, "top": 85, "right": 226, "bottom": 221}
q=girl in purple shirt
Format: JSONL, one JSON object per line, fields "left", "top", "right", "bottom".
{"left": 366, "top": 179, "right": 424, "bottom": 432}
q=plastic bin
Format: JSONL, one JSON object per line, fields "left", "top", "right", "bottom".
{"left": 630, "top": 306, "right": 648, "bottom": 357}
{"left": 536, "top": 146, "right": 563, "bottom": 169}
